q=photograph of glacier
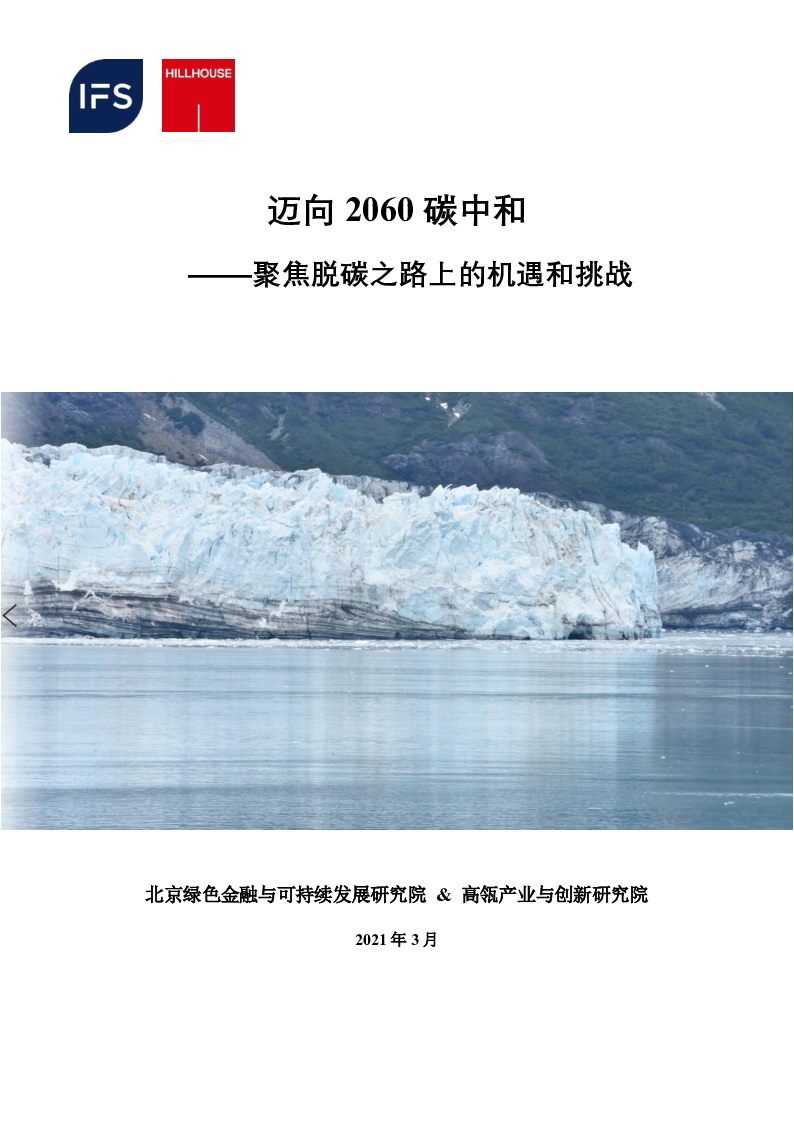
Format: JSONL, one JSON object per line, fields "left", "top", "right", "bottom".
{"left": 1, "top": 392, "right": 791, "bottom": 829}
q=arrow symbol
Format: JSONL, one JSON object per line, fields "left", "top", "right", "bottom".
{"left": 3, "top": 604, "right": 18, "bottom": 627}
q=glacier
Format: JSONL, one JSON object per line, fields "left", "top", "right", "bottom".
{"left": 0, "top": 441, "right": 661, "bottom": 640}
{"left": 533, "top": 493, "right": 792, "bottom": 632}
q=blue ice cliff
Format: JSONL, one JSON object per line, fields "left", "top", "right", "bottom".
{"left": 1, "top": 441, "right": 661, "bottom": 639}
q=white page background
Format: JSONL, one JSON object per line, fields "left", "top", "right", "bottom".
{"left": 1, "top": 3, "right": 791, "bottom": 1121}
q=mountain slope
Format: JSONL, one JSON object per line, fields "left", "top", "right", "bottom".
{"left": 2, "top": 391, "right": 790, "bottom": 532}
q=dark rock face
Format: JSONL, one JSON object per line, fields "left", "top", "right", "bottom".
{"left": 383, "top": 432, "right": 554, "bottom": 494}
{"left": 0, "top": 392, "right": 277, "bottom": 470}
{"left": 2, "top": 392, "right": 143, "bottom": 448}
{"left": 0, "top": 582, "right": 470, "bottom": 640}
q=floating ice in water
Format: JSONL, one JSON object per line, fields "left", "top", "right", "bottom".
{"left": 3, "top": 634, "right": 792, "bottom": 658}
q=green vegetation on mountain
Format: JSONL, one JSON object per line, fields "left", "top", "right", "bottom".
{"left": 3, "top": 391, "right": 791, "bottom": 533}
{"left": 182, "top": 392, "right": 792, "bottom": 533}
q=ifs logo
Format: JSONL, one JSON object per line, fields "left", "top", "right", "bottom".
{"left": 69, "top": 59, "right": 143, "bottom": 132}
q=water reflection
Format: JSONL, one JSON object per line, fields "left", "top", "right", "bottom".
{"left": 2, "top": 639, "right": 791, "bottom": 829}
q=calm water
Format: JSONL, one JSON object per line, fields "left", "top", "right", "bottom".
{"left": 2, "top": 635, "right": 791, "bottom": 830}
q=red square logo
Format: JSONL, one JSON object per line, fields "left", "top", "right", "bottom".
{"left": 162, "top": 60, "right": 235, "bottom": 132}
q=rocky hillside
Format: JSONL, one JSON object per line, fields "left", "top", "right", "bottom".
{"left": 3, "top": 391, "right": 790, "bottom": 533}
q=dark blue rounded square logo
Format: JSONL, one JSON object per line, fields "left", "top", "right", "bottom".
{"left": 69, "top": 59, "right": 143, "bottom": 133}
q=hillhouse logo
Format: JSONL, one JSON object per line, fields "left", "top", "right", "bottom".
{"left": 162, "top": 60, "right": 235, "bottom": 132}
{"left": 68, "top": 59, "right": 143, "bottom": 132}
